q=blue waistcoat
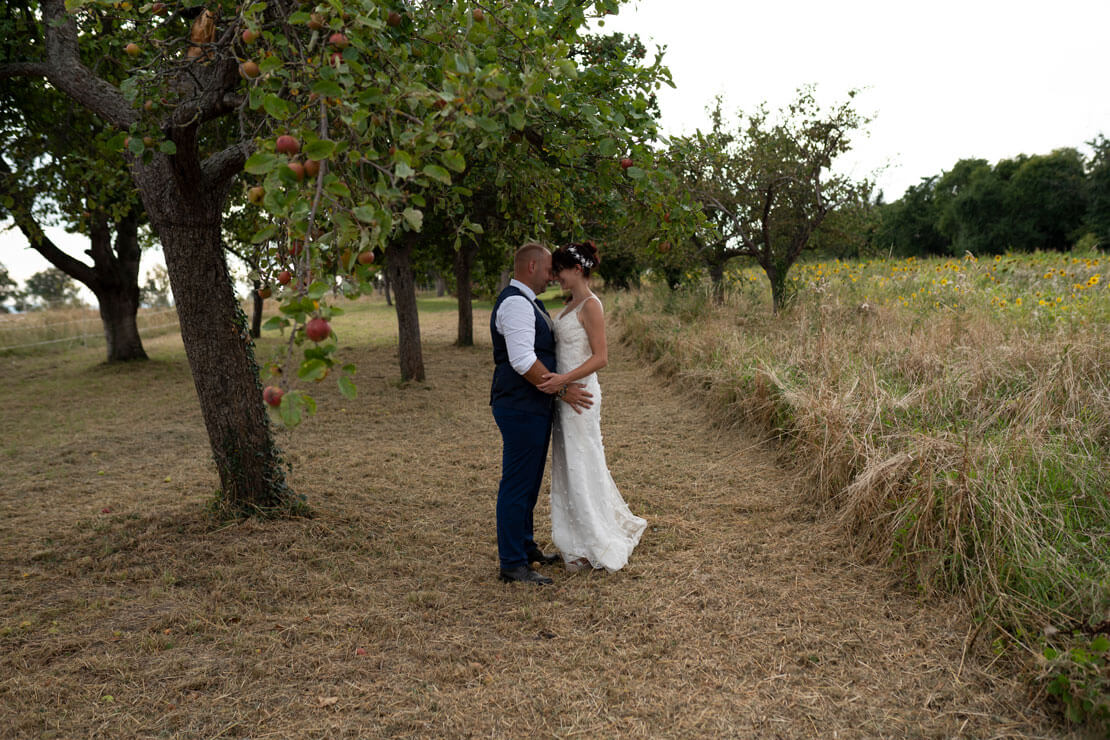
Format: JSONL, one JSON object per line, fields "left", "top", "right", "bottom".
{"left": 490, "top": 285, "right": 557, "bottom": 416}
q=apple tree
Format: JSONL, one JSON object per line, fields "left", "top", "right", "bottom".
{"left": 668, "top": 87, "right": 872, "bottom": 311}
{"left": 0, "top": 9, "right": 151, "bottom": 360}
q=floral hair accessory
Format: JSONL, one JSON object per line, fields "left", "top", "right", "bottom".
{"left": 566, "top": 244, "right": 596, "bottom": 269}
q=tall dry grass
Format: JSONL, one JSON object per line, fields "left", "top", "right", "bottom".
{"left": 613, "top": 253, "right": 1109, "bottom": 727}
{"left": 0, "top": 305, "right": 180, "bottom": 354}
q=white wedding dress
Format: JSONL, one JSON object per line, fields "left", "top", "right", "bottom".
{"left": 550, "top": 295, "right": 646, "bottom": 572}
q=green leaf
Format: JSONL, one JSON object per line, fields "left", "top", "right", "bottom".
{"left": 306, "top": 281, "right": 328, "bottom": 300}
{"left": 626, "top": 165, "right": 646, "bottom": 180}
{"left": 310, "top": 80, "right": 343, "bottom": 98}
{"left": 598, "top": 137, "right": 618, "bottom": 157}
{"left": 304, "top": 139, "right": 336, "bottom": 161}
{"left": 259, "top": 56, "right": 284, "bottom": 75}
{"left": 298, "top": 358, "right": 328, "bottom": 381}
{"left": 244, "top": 152, "right": 278, "bottom": 175}
{"left": 326, "top": 181, "right": 351, "bottom": 199}
{"left": 1091, "top": 635, "right": 1110, "bottom": 654}
{"left": 402, "top": 207, "right": 423, "bottom": 231}
{"left": 508, "top": 110, "right": 525, "bottom": 130}
{"left": 338, "top": 373, "right": 357, "bottom": 399}
{"left": 441, "top": 150, "right": 466, "bottom": 173}
{"left": 158, "top": 140, "right": 177, "bottom": 155}
{"left": 128, "top": 137, "right": 145, "bottom": 156}
{"left": 394, "top": 161, "right": 415, "bottom": 179}
{"left": 262, "top": 316, "right": 288, "bottom": 331}
{"left": 279, "top": 393, "right": 302, "bottom": 428}
{"left": 422, "top": 164, "right": 451, "bottom": 185}
{"left": 251, "top": 225, "right": 278, "bottom": 243}
{"left": 262, "top": 94, "right": 292, "bottom": 120}
{"left": 353, "top": 206, "right": 376, "bottom": 223}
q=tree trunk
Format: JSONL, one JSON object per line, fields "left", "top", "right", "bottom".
{"left": 383, "top": 270, "right": 393, "bottom": 306}
{"left": 90, "top": 211, "right": 148, "bottom": 362}
{"left": 385, "top": 234, "right": 425, "bottom": 381}
{"left": 138, "top": 170, "right": 293, "bottom": 515}
{"left": 250, "top": 278, "right": 263, "bottom": 339}
{"left": 435, "top": 273, "right": 447, "bottom": 297}
{"left": 498, "top": 269, "right": 511, "bottom": 293}
{"left": 708, "top": 259, "right": 726, "bottom": 304}
{"left": 762, "top": 262, "right": 790, "bottom": 314}
{"left": 95, "top": 285, "right": 146, "bottom": 362}
{"left": 454, "top": 242, "right": 478, "bottom": 347}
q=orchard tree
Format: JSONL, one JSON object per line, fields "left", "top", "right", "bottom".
{"left": 0, "top": 38, "right": 151, "bottom": 360}
{"left": 24, "top": 267, "right": 82, "bottom": 308}
{"left": 669, "top": 87, "right": 872, "bottom": 311}
{"left": 0, "top": 147, "right": 149, "bottom": 358}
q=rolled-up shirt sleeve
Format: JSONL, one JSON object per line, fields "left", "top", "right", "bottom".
{"left": 495, "top": 295, "right": 538, "bottom": 374}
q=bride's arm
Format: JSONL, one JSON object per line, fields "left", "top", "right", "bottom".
{"left": 537, "top": 298, "right": 608, "bottom": 392}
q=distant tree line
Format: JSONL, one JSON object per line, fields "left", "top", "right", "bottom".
{"left": 874, "top": 136, "right": 1110, "bottom": 257}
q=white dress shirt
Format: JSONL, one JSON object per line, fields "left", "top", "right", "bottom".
{"left": 495, "top": 279, "right": 546, "bottom": 374}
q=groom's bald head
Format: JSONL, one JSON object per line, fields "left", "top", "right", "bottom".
{"left": 514, "top": 242, "right": 552, "bottom": 294}
{"left": 514, "top": 242, "right": 550, "bottom": 271}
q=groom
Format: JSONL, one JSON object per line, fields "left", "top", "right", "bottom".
{"left": 490, "top": 242, "right": 592, "bottom": 585}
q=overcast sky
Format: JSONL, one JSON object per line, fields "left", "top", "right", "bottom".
{"left": 4, "top": 0, "right": 1108, "bottom": 288}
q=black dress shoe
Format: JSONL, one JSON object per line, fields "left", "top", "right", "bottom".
{"left": 499, "top": 566, "right": 553, "bottom": 585}
{"left": 526, "top": 549, "right": 561, "bottom": 566}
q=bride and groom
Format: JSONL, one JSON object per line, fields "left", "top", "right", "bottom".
{"left": 490, "top": 241, "right": 646, "bottom": 585}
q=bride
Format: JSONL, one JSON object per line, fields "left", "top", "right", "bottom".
{"left": 538, "top": 242, "right": 646, "bottom": 572}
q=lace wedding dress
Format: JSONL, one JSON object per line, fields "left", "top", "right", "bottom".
{"left": 550, "top": 295, "right": 646, "bottom": 572}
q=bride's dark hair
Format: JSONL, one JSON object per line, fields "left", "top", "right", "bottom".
{"left": 552, "top": 240, "right": 601, "bottom": 277}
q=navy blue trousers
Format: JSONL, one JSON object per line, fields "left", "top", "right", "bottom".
{"left": 492, "top": 406, "right": 553, "bottom": 570}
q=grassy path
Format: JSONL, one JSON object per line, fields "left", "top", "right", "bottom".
{"left": 0, "top": 296, "right": 1068, "bottom": 737}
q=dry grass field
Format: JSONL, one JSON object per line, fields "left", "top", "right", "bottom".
{"left": 0, "top": 295, "right": 1079, "bottom": 738}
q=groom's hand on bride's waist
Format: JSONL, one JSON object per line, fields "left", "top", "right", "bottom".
{"left": 560, "top": 382, "right": 593, "bottom": 414}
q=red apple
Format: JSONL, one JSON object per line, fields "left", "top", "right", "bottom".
{"left": 355, "top": 647, "right": 367, "bottom": 656}
{"left": 276, "top": 135, "right": 300, "bottom": 155}
{"left": 257, "top": 286, "right": 272, "bottom": 299}
{"left": 277, "top": 270, "right": 292, "bottom": 285}
{"left": 658, "top": 241, "right": 672, "bottom": 254}
{"left": 242, "top": 28, "right": 260, "bottom": 44}
{"left": 143, "top": 99, "right": 155, "bottom": 111}
{"left": 304, "top": 159, "right": 320, "bottom": 178}
{"left": 239, "top": 60, "right": 260, "bottom": 78}
{"left": 263, "top": 385, "right": 284, "bottom": 407}
{"left": 329, "top": 52, "right": 343, "bottom": 67}
{"left": 305, "top": 317, "right": 331, "bottom": 343}
{"left": 287, "top": 161, "right": 305, "bottom": 181}
{"left": 151, "top": 2, "right": 166, "bottom": 14}
{"left": 472, "top": 8, "right": 484, "bottom": 21}
{"left": 329, "top": 33, "right": 349, "bottom": 49}
{"left": 387, "top": 10, "right": 402, "bottom": 26}
{"left": 357, "top": 251, "right": 375, "bottom": 265}
{"left": 124, "top": 42, "right": 141, "bottom": 57}
{"left": 620, "top": 157, "right": 633, "bottom": 170}
{"left": 289, "top": 240, "right": 304, "bottom": 257}
{"left": 101, "top": 507, "right": 112, "bottom": 514}
{"left": 308, "top": 13, "right": 325, "bottom": 30}
{"left": 142, "top": 136, "right": 155, "bottom": 148}
{"left": 247, "top": 186, "right": 265, "bottom": 205}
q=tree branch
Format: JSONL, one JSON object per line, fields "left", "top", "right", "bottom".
{"left": 1, "top": 156, "right": 98, "bottom": 286}
{"left": 201, "top": 141, "right": 252, "bottom": 188}
{"left": 0, "top": 61, "right": 49, "bottom": 78}
{"left": 19, "top": 0, "right": 140, "bottom": 129}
